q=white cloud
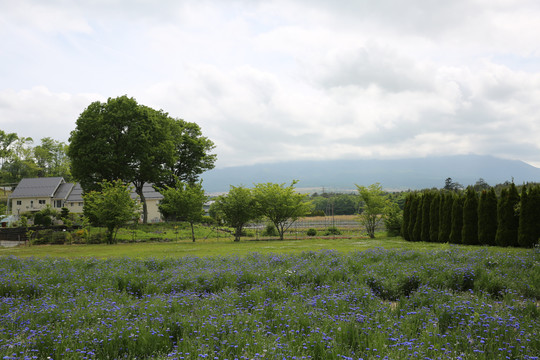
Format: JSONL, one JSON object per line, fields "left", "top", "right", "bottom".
{"left": 0, "top": 0, "right": 540, "bottom": 169}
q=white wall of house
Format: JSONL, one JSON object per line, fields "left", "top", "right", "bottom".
{"left": 65, "top": 201, "right": 84, "bottom": 214}
{"left": 145, "top": 199, "right": 162, "bottom": 223}
{"left": 11, "top": 197, "right": 52, "bottom": 214}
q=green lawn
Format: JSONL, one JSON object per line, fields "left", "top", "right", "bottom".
{"left": 0, "top": 235, "right": 530, "bottom": 258}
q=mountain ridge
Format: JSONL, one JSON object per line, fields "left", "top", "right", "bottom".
{"left": 201, "top": 155, "right": 540, "bottom": 193}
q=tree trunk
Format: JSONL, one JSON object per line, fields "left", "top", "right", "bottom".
{"left": 190, "top": 222, "right": 195, "bottom": 242}
{"left": 135, "top": 185, "right": 148, "bottom": 224}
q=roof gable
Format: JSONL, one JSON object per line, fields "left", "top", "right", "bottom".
{"left": 9, "top": 177, "right": 65, "bottom": 199}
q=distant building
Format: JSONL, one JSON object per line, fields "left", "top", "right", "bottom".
{"left": 8, "top": 177, "right": 164, "bottom": 223}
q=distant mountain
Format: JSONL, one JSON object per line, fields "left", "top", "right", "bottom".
{"left": 200, "top": 155, "right": 540, "bottom": 193}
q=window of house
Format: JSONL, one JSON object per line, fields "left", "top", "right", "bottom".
{"left": 38, "top": 200, "right": 46, "bottom": 205}
{"left": 16, "top": 200, "right": 21, "bottom": 205}
{"left": 79, "top": 202, "right": 83, "bottom": 206}
{"left": 55, "top": 200, "right": 62, "bottom": 208}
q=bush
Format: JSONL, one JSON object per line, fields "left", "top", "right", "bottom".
{"left": 34, "top": 213, "right": 53, "bottom": 227}
{"left": 31, "top": 229, "right": 71, "bottom": 245}
{"left": 306, "top": 228, "right": 317, "bottom": 236}
{"left": 263, "top": 223, "right": 278, "bottom": 236}
{"left": 201, "top": 216, "right": 215, "bottom": 226}
{"left": 70, "top": 229, "right": 88, "bottom": 244}
{"left": 324, "top": 226, "right": 341, "bottom": 236}
{"left": 87, "top": 232, "right": 106, "bottom": 244}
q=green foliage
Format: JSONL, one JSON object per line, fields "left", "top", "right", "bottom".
{"left": 412, "top": 195, "right": 423, "bottom": 241}
{"left": 462, "top": 186, "right": 479, "bottom": 245}
{"left": 518, "top": 185, "right": 540, "bottom": 247}
{"left": 384, "top": 202, "right": 403, "bottom": 237}
{"left": 438, "top": 192, "right": 453, "bottom": 243}
{"left": 356, "top": 183, "right": 391, "bottom": 239}
{"left": 407, "top": 194, "right": 419, "bottom": 241}
{"left": 325, "top": 226, "right": 341, "bottom": 235}
{"left": 32, "top": 206, "right": 58, "bottom": 226}
{"left": 310, "top": 193, "right": 359, "bottom": 215}
{"left": 83, "top": 180, "right": 140, "bottom": 244}
{"left": 263, "top": 223, "right": 278, "bottom": 236}
{"left": 401, "top": 193, "right": 412, "bottom": 240}
{"left": 210, "top": 185, "right": 255, "bottom": 242}
{"left": 495, "top": 183, "right": 520, "bottom": 247}
{"left": 420, "top": 192, "right": 432, "bottom": 242}
{"left": 306, "top": 228, "right": 317, "bottom": 236}
{"left": 68, "top": 95, "right": 216, "bottom": 223}
{"left": 33, "top": 137, "right": 71, "bottom": 179}
{"left": 429, "top": 192, "right": 440, "bottom": 242}
{"left": 449, "top": 194, "right": 464, "bottom": 244}
{"left": 478, "top": 188, "right": 498, "bottom": 245}
{"left": 253, "top": 181, "right": 311, "bottom": 240}
{"left": 158, "top": 180, "right": 207, "bottom": 242}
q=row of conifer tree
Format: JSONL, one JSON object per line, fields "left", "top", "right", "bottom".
{"left": 401, "top": 183, "right": 540, "bottom": 248}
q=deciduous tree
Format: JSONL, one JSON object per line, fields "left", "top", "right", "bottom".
{"left": 158, "top": 180, "right": 207, "bottom": 242}
{"left": 68, "top": 96, "right": 216, "bottom": 223}
{"left": 83, "top": 180, "right": 140, "bottom": 244}
{"left": 356, "top": 183, "right": 391, "bottom": 239}
{"left": 253, "top": 181, "right": 311, "bottom": 240}
{"left": 211, "top": 185, "right": 256, "bottom": 242}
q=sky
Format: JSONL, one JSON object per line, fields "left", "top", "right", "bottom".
{"left": 1, "top": 0, "right": 540, "bottom": 169}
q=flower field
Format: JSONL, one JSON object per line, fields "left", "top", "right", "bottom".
{"left": 0, "top": 247, "right": 538, "bottom": 359}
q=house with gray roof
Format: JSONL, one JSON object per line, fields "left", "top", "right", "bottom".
{"left": 8, "top": 178, "right": 164, "bottom": 222}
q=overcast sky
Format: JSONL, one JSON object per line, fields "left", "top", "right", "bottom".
{"left": 1, "top": 0, "right": 540, "bottom": 168}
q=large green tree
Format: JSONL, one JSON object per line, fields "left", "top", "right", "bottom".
{"left": 253, "top": 181, "right": 311, "bottom": 240}
{"left": 83, "top": 180, "right": 140, "bottom": 244}
{"left": 161, "top": 120, "right": 217, "bottom": 186}
{"left": 356, "top": 183, "right": 391, "bottom": 239}
{"left": 158, "top": 180, "right": 207, "bottom": 242}
{"left": 211, "top": 185, "right": 256, "bottom": 242}
{"left": 68, "top": 96, "right": 216, "bottom": 223}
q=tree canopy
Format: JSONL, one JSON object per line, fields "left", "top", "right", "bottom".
{"left": 158, "top": 180, "right": 207, "bottom": 242}
{"left": 253, "top": 181, "right": 311, "bottom": 240}
{"left": 83, "top": 180, "right": 140, "bottom": 244}
{"left": 356, "top": 183, "right": 391, "bottom": 239}
{"left": 210, "top": 185, "right": 256, "bottom": 242}
{"left": 68, "top": 96, "right": 216, "bottom": 223}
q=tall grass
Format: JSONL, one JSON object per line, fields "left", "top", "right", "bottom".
{"left": 0, "top": 247, "right": 538, "bottom": 359}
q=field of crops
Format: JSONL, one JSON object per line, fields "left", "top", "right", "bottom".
{"left": 1, "top": 246, "right": 539, "bottom": 359}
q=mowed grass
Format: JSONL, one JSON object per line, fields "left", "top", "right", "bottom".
{"left": 1, "top": 235, "right": 527, "bottom": 259}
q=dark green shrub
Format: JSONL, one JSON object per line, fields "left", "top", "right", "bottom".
{"left": 201, "top": 215, "right": 215, "bottom": 225}
{"left": 384, "top": 204, "right": 402, "bottom": 237}
{"left": 462, "top": 186, "right": 479, "bottom": 245}
{"left": 496, "top": 184, "right": 520, "bottom": 247}
{"left": 325, "top": 226, "right": 341, "bottom": 235}
{"left": 263, "top": 223, "right": 278, "bottom": 236}
{"left": 31, "top": 229, "right": 52, "bottom": 245}
{"left": 306, "top": 228, "right": 317, "bottom": 236}
{"left": 478, "top": 188, "right": 498, "bottom": 245}
{"left": 87, "top": 232, "right": 106, "bottom": 244}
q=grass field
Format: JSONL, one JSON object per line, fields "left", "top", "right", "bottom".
{"left": 0, "top": 236, "right": 538, "bottom": 359}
